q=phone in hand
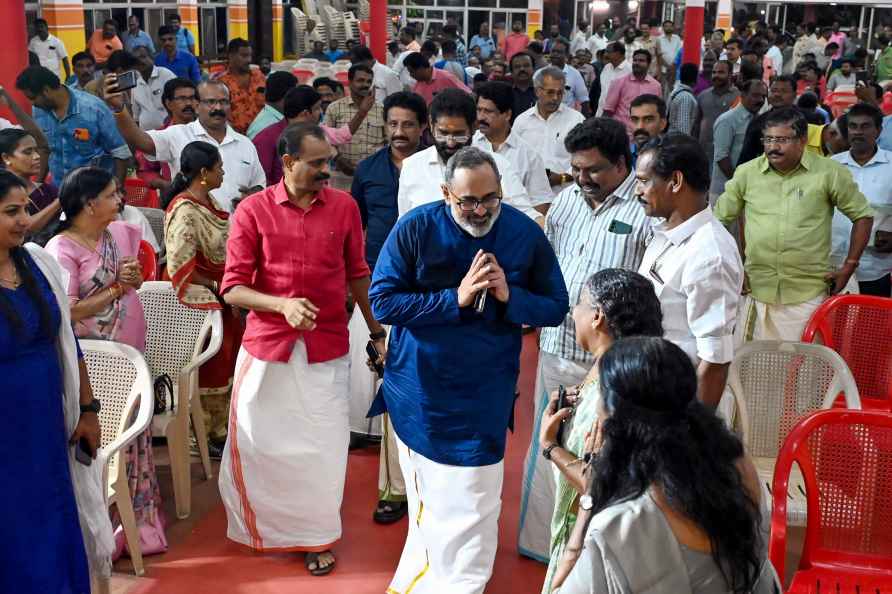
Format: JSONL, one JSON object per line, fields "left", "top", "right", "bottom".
{"left": 474, "top": 253, "right": 489, "bottom": 313}
{"left": 366, "top": 340, "right": 384, "bottom": 378}
{"left": 114, "top": 70, "right": 139, "bottom": 92}
{"left": 75, "top": 437, "right": 93, "bottom": 466}
{"left": 856, "top": 70, "right": 870, "bottom": 84}
{"left": 555, "top": 385, "right": 568, "bottom": 446}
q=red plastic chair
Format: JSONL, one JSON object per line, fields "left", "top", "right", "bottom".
{"left": 137, "top": 240, "right": 157, "bottom": 282}
{"left": 802, "top": 295, "right": 892, "bottom": 411}
{"left": 769, "top": 409, "right": 892, "bottom": 592}
{"left": 124, "top": 178, "right": 160, "bottom": 209}
{"left": 293, "top": 68, "right": 315, "bottom": 84}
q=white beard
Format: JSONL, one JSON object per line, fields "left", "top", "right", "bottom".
{"left": 451, "top": 205, "right": 501, "bottom": 237}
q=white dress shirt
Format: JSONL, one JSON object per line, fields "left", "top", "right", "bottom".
{"left": 766, "top": 45, "right": 784, "bottom": 78}
{"left": 147, "top": 120, "right": 266, "bottom": 212}
{"left": 596, "top": 60, "right": 631, "bottom": 116}
{"left": 657, "top": 34, "right": 682, "bottom": 71}
{"left": 29, "top": 34, "right": 68, "bottom": 78}
{"left": 513, "top": 103, "right": 585, "bottom": 176}
{"left": 472, "top": 130, "right": 554, "bottom": 206}
{"left": 570, "top": 31, "right": 589, "bottom": 55}
{"left": 638, "top": 208, "right": 743, "bottom": 365}
{"left": 587, "top": 34, "right": 608, "bottom": 55}
{"left": 131, "top": 66, "right": 177, "bottom": 131}
{"left": 119, "top": 204, "right": 160, "bottom": 252}
{"left": 831, "top": 149, "right": 892, "bottom": 282}
{"left": 392, "top": 50, "right": 415, "bottom": 89}
{"left": 397, "top": 145, "right": 539, "bottom": 220}
{"left": 372, "top": 61, "right": 403, "bottom": 103}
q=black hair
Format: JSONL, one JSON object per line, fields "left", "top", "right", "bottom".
{"left": 796, "top": 91, "right": 819, "bottom": 110}
{"left": 630, "top": 93, "right": 666, "bottom": 118}
{"left": 71, "top": 51, "right": 95, "bottom": 67}
{"left": 421, "top": 40, "right": 439, "bottom": 56}
{"left": 740, "top": 77, "right": 767, "bottom": 95}
{"left": 403, "top": 52, "right": 431, "bottom": 71}
{"left": 15, "top": 66, "right": 60, "bottom": 96}
{"left": 35, "top": 18, "right": 48, "bottom": 28}
{"left": 442, "top": 40, "right": 457, "bottom": 54}
{"left": 105, "top": 50, "right": 137, "bottom": 73}
{"left": 640, "top": 133, "right": 711, "bottom": 194}
{"left": 168, "top": 14, "right": 181, "bottom": 23}
{"left": 591, "top": 336, "right": 762, "bottom": 594}
{"left": 737, "top": 61, "right": 763, "bottom": 84}
{"left": 840, "top": 58, "right": 854, "bottom": 67}
{"left": 102, "top": 19, "right": 117, "bottom": 28}
{"left": 843, "top": 102, "right": 884, "bottom": 139}
{"left": 383, "top": 91, "right": 428, "bottom": 125}
{"left": 476, "top": 81, "right": 513, "bottom": 114}
{"left": 724, "top": 37, "right": 743, "bottom": 49}
{"left": 443, "top": 24, "right": 458, "bottom": 38}
{"left": 161, "top": 141, "right": 221, "bottom": 208}
{"left": 277, "top": 122, "right": 327, "bottom": 158}
{"left": 400, "top": 26, "right": 417, "bottom": 40}
{"left": 265, "top": 71, "right": 298, "bottom": 103}
{"left": 528, "top": 41, "right": 544, "bottom": 54}
{"left": 162, "top": 77, "right": 197, "bottom": 108}
{"left": 56, "top": 166, "right": 115, "bottom": 233}
{"left": 348, "top": 63, "right": 374, "bottom": 81}
{"left": 679, "top": 63, "right": 699, "bottom": 86}
{"left": 312, "top": 77, "right": 339, "bottom": 93}
{"left": 227, "top": 37, "right": 250, "bottom": 55}
{"left": 581, "top": 269, "right": 663, "bottom": 339}
{"left": 607, "top": 41, "right": 626, "bottom": 55}
{"left": 632, "top": 48, "right": 652, "bottom": 64}
{"left": 429, "top": 87, "right": 476, "bottom": 129}
{"left": 509, "top": 51, "right": 534, "bottom": 72}
{"left": 0, "top": 170, "right": 54, "bottom": 338}
{"left": 350, "top": 45, "right": 374, "bottom": 64}
{"left": 762, "top": 106, "right": 808, "bottom": 138}
{"left": 158, "top": 25, "right": 175, "bottom": 38}
{"left": 825, "top": 42, "right": 839, "bottom": 52}
{"left": 564, "top": 118, "right": 633, "bottom": 171}
{"left": 283, "top": 85, "right": 321, "bottom": 119}
{"left": 0, "top": 129, "right": 33, "bottom": 164}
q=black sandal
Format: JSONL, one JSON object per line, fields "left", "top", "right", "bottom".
{"left": 305, "top": 551, "right": 336, "bottom": 576}
{"left": 373, "top": 500, "right": 408, "bottom": 524}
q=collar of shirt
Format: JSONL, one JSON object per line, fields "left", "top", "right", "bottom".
{"left": 472, "top": 129, "right": 519, "bottom": 154}
{"left": 531, "top": 102, "right": 571, "bottom": 123}
{"left": 52, "top": 87, "right": 80, "bottom": 122}
{"left": 836, "top": 148, "right": 890, "bottom": 169}
{"left": 271, "top": 178, "right": 328, "bottom": 206}
{"left": 659, "top": 207, "right": 714, "bottom": 246}
{"left": 188, "top": 119, "right": 239, "bottom": 147}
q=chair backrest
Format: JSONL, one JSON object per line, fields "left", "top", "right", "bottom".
{"left": 124, "top": 178, "right": 160, "bottom": 209}
{"left": 137, "top": 240, "right": 157, "bottom": 281}
{"left": 769, "top": 409, "right": 892, "bottom": 580}
{"left": 136, "top": 207, "right": 166, "bottom": 251}
{"left": 802, "top": 295, "right": 892, "bottom": 406}
{"left": 728, "top": 340, "right": 861, "bottom": 459}
{"left": 80, "top": 340, "right": 154, "bottom": 487}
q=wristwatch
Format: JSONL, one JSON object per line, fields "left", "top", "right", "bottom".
{"left": 579, "top": 493, "right": 594, "bottom": 511}
{"left": 80, "top": 398, "right": 101, "bottom": 414}
{"left": 370, "top": 329, "right": 387, "bottom": 340}
{"left": 542, "top": 443, "right": 559, "bottom": 460}
{"left": 559, "top": 173, "right": 572, "bottom": 185}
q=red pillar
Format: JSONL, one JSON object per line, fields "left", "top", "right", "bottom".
{"left": 0, "top": 1, "right": 30, "bottom": 119}
{"left": 682, "top": 0, "right": 705, "bottom": 66}
{"left": 370, "top": 0, "right": 388, "bottom": 65}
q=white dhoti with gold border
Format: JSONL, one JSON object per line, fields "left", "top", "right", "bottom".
{"left": 219, "top": 340, "right": 350, "bottom": 551}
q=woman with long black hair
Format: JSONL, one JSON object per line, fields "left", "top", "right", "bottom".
{"left": 0, "top": 169, "right": 113, "bottom": 592}
{"left": 551, "top": 337, "right": 778, "bottom": 594}
{"left": 0, "top": 128, "right": 60, "bottom": 243}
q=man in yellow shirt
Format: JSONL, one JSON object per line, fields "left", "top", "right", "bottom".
{"left": 715, "top": 107, "right": 874, "bottom": 342}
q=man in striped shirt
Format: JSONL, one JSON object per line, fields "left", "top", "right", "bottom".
{"left": 517, "top": 117, "right": 654, "bottom": 562}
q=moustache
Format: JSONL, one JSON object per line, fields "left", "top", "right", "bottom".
{"left": 391, "top": 136, "right": 409, "bottom": 143}
{"left": 182, "top": 106, "right": 195, "bottom": 114}
{"left": 766, "top": 150, "right": 783, "bottom": 157}
{"left": 633, "top": 129, "right": 649, "bottom": 139}
{"left": 314, "top": 172, "right": 331, "bottom": 182}
{"left": 209, "top": 110, "right": 226, "bottom": 118}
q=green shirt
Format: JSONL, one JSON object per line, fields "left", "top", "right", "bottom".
{"left": 715, "top": 151, "right": 873, "bottom": 305}
{"left": 246, "top": 104, "right": 284, "bottom": 140}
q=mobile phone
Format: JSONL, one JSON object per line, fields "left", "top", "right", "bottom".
{"left": 555, "top": 385, "right": 568, "bottom": 446}
{"left": 856, "top": 70, "right": 869, "bottom": 84}
{"left": 474, "top": 254, "right": 489, "bottom": 313}
{"left": 75, "top": 438, "right": 93, "bottom": 466}
{"left": 366, "top": 340, "right": 384, "bottom": 378}
{"left": 115, "top": 70, "right": 139, "bottom": 92}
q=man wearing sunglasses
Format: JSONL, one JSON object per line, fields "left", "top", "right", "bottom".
{"left": 369, "top": 146, "right": 568, "bottom": 594}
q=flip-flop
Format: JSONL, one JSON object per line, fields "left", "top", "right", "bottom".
{"left": 305, "top": 551, "right": 336, "bottom": 576}
{"left": 373, "top": 500, "right": 408, "bottom": 524}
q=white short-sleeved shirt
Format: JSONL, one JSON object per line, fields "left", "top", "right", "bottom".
{"left": 29, "top": 34, "right": 68, "bottom": 78}
{"left": 131, "top": 66, "right": 177, "bottom": 131}
{"left": 147, "top": 120, "right": 267, "bottom": 212}
{"left": 513, "top": 103, "right": 585, "bottom": 176}
{"left": 397, "top": 144, "right": 539, "bottom": 220}
{"left": 0, "top": 118, "right": 22, "bottom": 131}
{"left": 372, "top": 61, "right": 403, "bottom": 103}
{"left": 638, "top": 208, "right": 743, "bottom": 365}
{"left": 472, "top": 130, "right": 554, "bottom": 206}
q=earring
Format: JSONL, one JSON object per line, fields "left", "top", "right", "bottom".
{"left": 200, "top": 176, "right": 208, "bottom": 186}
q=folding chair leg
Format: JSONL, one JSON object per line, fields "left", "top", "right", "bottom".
{"left": 166, "top": 423, "right": 192, "bottom": 519}
{"left": 190, "top": 397, "right": 214, "bottom": 480}
{"left": 114, "top": 482, "right": 145, "bottom": 576}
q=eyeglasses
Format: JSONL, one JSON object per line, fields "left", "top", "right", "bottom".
{"left": 447, "top": 187, "right": 503, "bottom": 211}
{"left": 200, "top": 98, "right": 231, "bottom": 107}
{"left": 433, "top": 131, "right": 470, "bottom": 144}
{"left": 761, "top": 135, "right": 797, "bottom": 146}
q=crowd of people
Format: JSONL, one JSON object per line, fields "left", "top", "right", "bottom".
{"left": 4, "top": 11, "right": 892, "bottom": 594}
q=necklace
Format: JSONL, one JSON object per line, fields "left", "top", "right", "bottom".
{"left": 186, "top": 188, "right": 212, "bottom": 208}
{"left": 0, "top": 263, "right": 20, "bottom": 289}
{"left": 65, "top": 229, "right": 104, "bottom": 257}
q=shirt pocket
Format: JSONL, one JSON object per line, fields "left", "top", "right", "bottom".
{"left": 309, "top": 227, "right": 344, "bottom": 270}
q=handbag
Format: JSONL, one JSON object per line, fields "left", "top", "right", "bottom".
{"left": 153, "top": 374, "right": 175, "bottom": 415}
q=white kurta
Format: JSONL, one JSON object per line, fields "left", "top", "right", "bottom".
{"left": 219, "top": 340, "right": 349, "bottom": 550}
{"left": 348, "top": 307, "right": 382, "bottom": 436}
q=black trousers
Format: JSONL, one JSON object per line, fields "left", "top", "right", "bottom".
{"left": 858, "top": 275, "right": 892, "bottom": 297}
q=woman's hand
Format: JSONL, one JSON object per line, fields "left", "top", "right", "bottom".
{"left": 539, "top": 389, "right": 575, "bottom": 449}
{"left": 69, "top": 412, "right": 101, "bottom": 458}
{"left": 118, "top": 257, "right": 143, "bottom": 290}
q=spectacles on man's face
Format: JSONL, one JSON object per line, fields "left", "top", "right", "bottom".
{"left": 761, "top": 135, "right": 798, "bottom": 146}
{"left": 447, "top": 187, "right": 503, "bottom": 211}
{"left": 172, "top": 94, "right": 198, "bottom": 103}
{"left": 433, "top": 130, "right": 470, "bottom": 144}
{"left": 200, "top": 98, "right": 231, "bottom": 107}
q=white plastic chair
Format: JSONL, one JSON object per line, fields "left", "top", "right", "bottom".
{"left": 136, "top": 207, "right": 165, "bottom": 253}
{"left": 81, "top": 339, "right": 154, "bottom": 576}
{"left": 138, "top": 281, "right": 223, "bottom": 519}
{"left": 728, "top": 340, "right": 861, "bottom": 525}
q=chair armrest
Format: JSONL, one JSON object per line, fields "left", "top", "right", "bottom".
{"left": 180, "top": 310, "right": 223, "bottom": 376}
{"left": 98, "top": 353, "right": 155, "bottom": 462}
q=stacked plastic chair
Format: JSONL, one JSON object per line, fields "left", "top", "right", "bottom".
{"left": 124, "top": 178, "right": 160, "bottom": 209}
{"left": 769, "top": 409, "right": 892, "bottom": 592}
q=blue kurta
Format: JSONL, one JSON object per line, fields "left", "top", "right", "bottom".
{"left": 0, "top": 253, "right": 90, "bottom": 594}
{"left": 369, "top": 202, "right": 568, "bottom": 467}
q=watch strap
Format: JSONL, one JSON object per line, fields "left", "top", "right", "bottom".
{"left": 370, "top": 329, "right": 387, "bottom": 340}
{"left": 80, "top": 399, "right": 101, "bottom": 414}
{"left": 542, "top": 443, "right": 559, "bottom": 460}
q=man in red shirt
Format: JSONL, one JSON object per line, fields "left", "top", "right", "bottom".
{"left": 220, "top": 122, "right": 386, "bottom": 575}
{"left": 87, "top": 19, "right": 123, "bottom": 66}
{"left": 502, "top": 20, "right": 530, "bottom": 61}
{"left": 403, "top": 52, "right": 471, "bottom": 104}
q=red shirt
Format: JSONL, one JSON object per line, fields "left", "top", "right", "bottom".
{"left": 221, "top": 182, "right": 370, "bottom": 363}
{"left": 502, "top": 32, "right": 530, "bottom": 61}
{"left": 412, "top": 68, "right": 471, "bottom": 105}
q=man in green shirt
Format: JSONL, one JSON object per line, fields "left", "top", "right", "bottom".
{"left": 715, "top": 107, "right": 874, "bottom": 342}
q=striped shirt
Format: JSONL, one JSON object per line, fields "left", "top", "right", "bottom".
{"left": 540, "top": 172, "right": 654, "bottom": 363}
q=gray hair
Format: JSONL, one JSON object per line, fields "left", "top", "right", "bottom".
{"left": 533, "top": 66, "right": 566, "bottom": 88}
{"left": 444, "top": 147, "right": 501, "bottom": 186}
